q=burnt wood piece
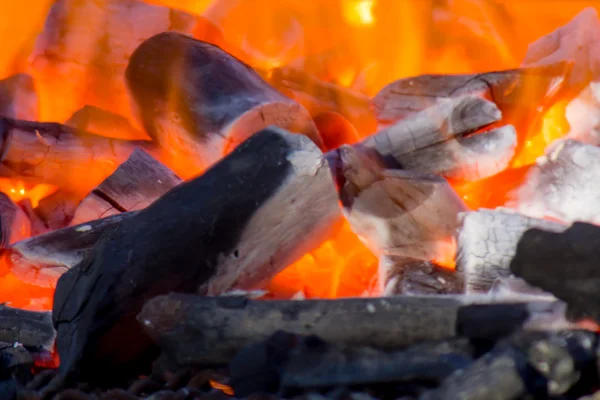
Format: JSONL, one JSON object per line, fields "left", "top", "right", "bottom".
{"left": 70, "top": 149, "right": 182, "bottom": 225}
{"left": 263, "top": 66, "right": 377, "bottom": 135}
{"left": 34, "top": 190, "right": 81, "bottom": 231}
{"left": 52, "top": 127, "right": 340, "bottom": 385}
{"left": 456, "top": 208, "right": 567, "bottom": 294}
{"left": 332, "top": 145, "right": 466, "bottom": 293}
{"left": 29, "top": 0, "right": 197, "bottom": 122}
{"left": 360, "top": 96, "right": 517, "bottom": 181}
{"left": 125, "top": 32, "right": 321, "bottom": 174}
{"left": 372, "top": 62, "right": 570, "bottom": 127}
{"left": 65, "top": 106, "right": 149, "bottom": 140}
{"left": 0, "top": 74, "right": 38, "bottom": 121}
{"left": 0, "top": 118, "right": 153, "bottom": 195}
{"left": 17, "top": 198, "right": 48, "bottom": 237}
{"left": 0, "top": 193, "right": 30, "bottom": 247}
{"left": 313, "top": 112, "right": 361, "bottom": 151}
{"left": 8, "top": 212, "right": 137, "bottom": 288}
{"left": 511, "top": 222, "right": 600, "bottom": 323}
{"left": 380, "top": 258, "right": 463, "bottom": 296}
{"left": 510, "top": 139, "right": 600, "bottom": 225}
{"left": 0, "top": 306, "right": 55, "bottom": 352}
{"left": 139, "top": 293, "right": 564, "bottom": 367}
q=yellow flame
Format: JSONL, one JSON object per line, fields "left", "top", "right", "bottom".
{"left": 344, "top": 0, "right": 376, "bottom": 26}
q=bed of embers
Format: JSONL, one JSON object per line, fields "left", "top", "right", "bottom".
{"left": 3, "top": 0, "right": 600, "bottom": 399}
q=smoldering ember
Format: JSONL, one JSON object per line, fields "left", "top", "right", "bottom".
{"left": 3, "top": 1, "right": 600, "bottom": 399}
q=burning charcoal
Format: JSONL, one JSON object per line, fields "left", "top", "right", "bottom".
{"left": 418, "top": 345, "right": 528, "bottom": 400}
{"left": 66, "top": 106, "right": 149, "bottom": 141}
{"left": 35, "top": 190, "right": 81, "bottom": 232}
{"left": 381, "top": 258, "right": 463, "bottom": 296}
{"left": 0, "top": 193, "right": 30, "bottom": 247}
{"left": 455, "top": 208, "right": 567, "bottom": 293}
{"left": 139, "top": 293, "right": 561, "bottom": 368}
{"left": 29, "top": 0, "right": 197, "bottom": 122}
{"left": 372, "top": 63, "right": 569, "bottom": 127}
{"left": 52, "top": 127, "right": 339, "bottom": 385}
{"left": 8, "top": 212, "right": 136, "bottom": 288}
{"left": 510, "top": 139, "right": 600, "bottom": 225}
{"left": 360, "top": 96, "right": 517, "bottom": 181}
{"left": 0, "top": 305, "right": 55, "bottom": 352}
{"left": 0, "top": 118, "right": 153, "bottom": 195}
{"left": 70, "top": 149, "right": 182, "bottom": 225}
{"left": 125, "top": 32, "right": 322, "bottom": 174}
{"left": 511, "top": 221, "right": 600, "bottom": 323}
{"left": 0, "top": 74, "right": 38, "bottom": 121}
{"left": 522, "top": 7, "right": 600, "bottom": 89}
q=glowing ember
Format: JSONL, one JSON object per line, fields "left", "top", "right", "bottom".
{"left": 209, "top": 380, "right": 235, "bottom": 396}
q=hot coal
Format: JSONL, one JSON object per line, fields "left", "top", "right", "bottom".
{"left": 380, "top": 258, "right": 463, "bottom": 296}
{"left": 0, "top": 74, "right": 38, "bottom": 121}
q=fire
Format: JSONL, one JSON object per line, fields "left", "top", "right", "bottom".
{"left": 0, "top": 0, "right": 594, "bottom": 310}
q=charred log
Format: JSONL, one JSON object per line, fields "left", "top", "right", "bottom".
{"left": 0, "top": 118, "right": 152, "bottom": 194}
{"left": 34, "top": 190, "right": 81, "bottom": 231}
{"left": 125, "top": 32, "right": 321, "bottom": 174}
{"left": 0, "top": 74, "right": 38, "bottom": 121}
{"left": 70, "top": 149, "right": 182, "bottom": 225}
{"left": 66, "top": 106, "right": 149, "bottom": 141}
{"left": 52, "top": 127, "right": 339, "bottom": 385}
{"left": 0, "top": 193, "right": 30, "bottom": 247}
{"left": 0, "top": 305, "right": 55, "bottom": 352}
{"left": 380, "top": 258, "right": 463, "bottom": 296}
{"left": 360, "top": 96, "right": 517, "bottom": 181}
{"left": 456, "top": 208, "right": 567, "bottom": 293}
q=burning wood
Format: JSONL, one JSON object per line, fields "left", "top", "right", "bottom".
{"left": 510, "top": 139, "right": 600, "bottom": 224}
{"left": 28, "top": 0, "right": 197, "bottom": 122}
{"left": 381, "top": 258, "right": 463, "bottom": 296}
{"left": 360, "top": 96, "right": 517, "bottom": 181}
{"left": 0, "top": 193, "right": 30, "bottom": 247}
{"left": 313, "top": 111, "right": 361, "bottom": 150}
{"left": 66, "top": 106, "right": 149, "bottom": 141}
{"left": 51, "top": 127, "right": 340, "bottom": 384}
{"left": 34, "top": 190, "right": 80, "bottom": 232}
{"left": 0, "top": 118, "right": 151, "bottom": 194}
{"left": 125, "top": 32, "right": 322, "bottom": 174}
{"left": 456, "top": 208, "right": 567, "bottom": 294}
{"left": 0, "top": 74, "right": 38, "bottom": 121}
{"left": 70, "top": 149, "right": 181, "bottom": 226}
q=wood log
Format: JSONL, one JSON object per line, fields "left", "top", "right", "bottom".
{"left": 51, "top": 127, "right": 340, "bottom": 384}
{"left": 29, "top": 0, "right": 197, "bottom": 122}
{"left": 8, "top": 212, "right": 137, "bottom": 288}
{"left": 0, "top": 193, "right": 30, "bottom": 247}
{"left": 0, "top": 118, "right": 152, "bottom": 195}
{"left": 0, "top": 305, "right": 55, "bottom": 352}
{"left": 313, "top": 111, "right": 361, "bottom": 151}
{"left": 139, "top": 293, "right": 566, "bottom": 367}
{"left": 65, "top": 106, "right": 149, "bottom": 141}
{"left": 70, "top": 149, "right": 182, "bottom": 225}
{"left": 456, "top": 208, "right": 567, "bottom": 294}
{"left": 360, "top": 96, "right": 517, "bottom": 181}
{"left": 125, "top": 32, "right": 322, "bottom": 175}
{"left": 511, "top": 222, "right": 600, "bottom": 323}
{"left": 34, "top": 190, "right": 81, "bottom": 232}
{"left": 0, "top": 74, "right": 38, "bottom": 121}
{"left": 372, "top": 62, "right": 570, "bottom": 127}
{"left": 510, "top": 139, "right": 600, "bottom": 225}
{"left": 332, "top": 144, "right": 466, "bottom": 293}
{"left": 17, "top": 198, "right": 48, "bottom": 237}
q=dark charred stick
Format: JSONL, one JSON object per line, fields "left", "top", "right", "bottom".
{"left": 66, "top": 106, "right": 149, "bottom": 140}
{"left": 126, "top": 32, "right": 322, "bottom": 174}
{"left": 70, "top": 149, "right": 182, "bottom": 225}
{"left": 8, "top": 212, "right": 137, "bottom": 288}
{"left": 0, "top": 193, "right": 30, "bottom": 247}
{"left": 0, "top": 118, "right": 153, "bottom": 195}
{"left": 358, "top": 96, "right": 517, "bottom": 181}
{"left": 0, "top": 74, "right": 38, "bottom": 121}
{"left": 456, "top": 208, "right": 567, "bottom": 294}
{"left": 509, "top": 139, "right": 600, "bottom": 225}
{"left": 0, "top": 305, "right": 55, "bottom": 352}
{"left": 139, "top": 293, "right": 565, "bottom": 367}
{"left": 511, "top": 222, "right": 600, "bottom": 323}
{"left": 52, "top": 127, "right": 339, "bottom": 385}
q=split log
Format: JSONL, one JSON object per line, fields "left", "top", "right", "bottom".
{"left": 0, "top": 118, "right": 152, "bottom": 195}
{"left": 359, "top": 96, "right": 517, "bottom": 181}
{"left": 372, "top": 62, "right": 570, "bottom": 127}
{"left": 332, "top": 144, "right": 466, "bottom": 293}
{"left": 511, "top": 222, "right": 600, "bottom": 323}
{"left": 0, "top": 193, "right": 30, "bottom": 247}
{"left": 8, "top": 212, "right": 137, "bottom": 288}
{"left": 510, "top": 139, "right": 600, "bottom": 225}
{"left": 0, "top": 305, "right": 55, "bottom": 352}
{"left": 125, "top": 32, "right": 322, "bottom": 174}
{"left": 456, "top": 208, "right": 567, "bottom": 294}
{"left": 139, "top": 293, "right": 565, "bottom": 366}
{"left": 52, "top": 127, "right": 340, "bottom": 384}
{"left": 66, "top": 106, "right": 149, "bottom": 140}
{"left": 29, "top": 0, "right": 197, "bottom": 122}
{"left": 0, "top": 74, "right": 38, "bottom": 121}
{"left": 70, "top": 149, "right": 181, "bottom": 225}
{"left": 34, "top": 190, "right": 81, "bottom": 231}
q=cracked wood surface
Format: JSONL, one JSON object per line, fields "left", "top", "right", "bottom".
{"left": 456, "top": 208, "right": 567, "bottom": 294}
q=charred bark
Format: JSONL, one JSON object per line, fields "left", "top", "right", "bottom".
{"left": 51, "top": 127, "right": 340, "bottom": 385}
{"left": 70, "top": 149, "right": 181, "bottom": 225}
{"left": 125, "top": 32, "right": 322, "bottom": 174}
{"left": 0, "top": 305, "right": 55, "bottom": 352}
